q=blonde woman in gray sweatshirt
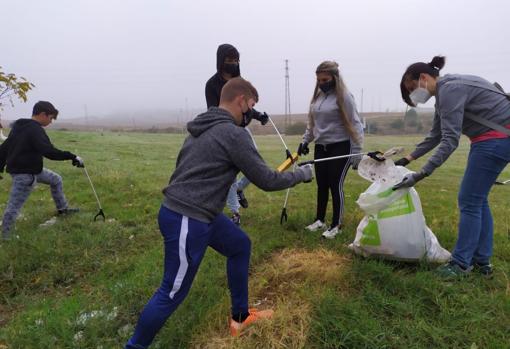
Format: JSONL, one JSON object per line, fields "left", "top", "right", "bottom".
{"left": 297, "top": 61, "right": 364, "bottom": 239}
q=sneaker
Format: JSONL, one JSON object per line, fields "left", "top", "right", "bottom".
{"left": 436, "top": 261, "right": 473, "bottom": 279}
{"left": 229, "top": 308, "right": 274, "bottom": 336}
{"left": 305, "top": 220, "right": 325, "bottom": 231}
{"left": 237, "top": 190, "right": 249, "bottom": 209}
{"left": 58, "top": 207, "right": 80, "bottom": 215}
{"left": 322, "top": 226, "right": 341, "bottom": 239}
{"left": 231, "top": 212, "right": 241, "bottom": 226}
{"left": 473, "top": 262, "right": 493, "bottom": 278}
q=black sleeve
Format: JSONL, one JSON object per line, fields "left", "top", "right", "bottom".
{"left": 32, "top": 127, "right": 76, "bottom": 161}
{"left": 205, "top": 79, "right": 219, "bottom": 108}
{"left": 0, "top": 137, "right": 12, "bottom": 172}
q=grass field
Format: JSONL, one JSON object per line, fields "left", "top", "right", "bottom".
{"left": 0, "top": 131, "right": 509, "bottom": 349}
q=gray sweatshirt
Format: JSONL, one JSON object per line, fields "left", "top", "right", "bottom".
{"left": 162, "top": 107, "right": 307, "bottom": 223}
{"left": 302, "top": 90, "right": 364, "bottom": 154}
{"left": 411, "top": 74, "right": 510, "bottom": 175}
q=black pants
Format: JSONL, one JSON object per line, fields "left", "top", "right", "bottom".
{"left": 314, "top": 141, "right": 351, "bottom": 227}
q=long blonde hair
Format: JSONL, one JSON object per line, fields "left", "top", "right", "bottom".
{"left": 307, "top": 61, "right": 359, "bottom": 143}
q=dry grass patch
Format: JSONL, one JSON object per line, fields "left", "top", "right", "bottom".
{"left": 190, "top": 248, "right": 351, "bottom": 349}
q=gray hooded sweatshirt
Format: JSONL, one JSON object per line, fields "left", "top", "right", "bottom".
{"left": 163, "top": 107, "right": 307, "bottom": 223}
{"left": 302, "top": 89, "right": 364, "bottom": 154}
{"left": 411, "top": 74, "right": 510, "bottom": 175}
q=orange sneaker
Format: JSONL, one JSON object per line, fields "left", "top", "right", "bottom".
{"left": 229, "top": 308, "right": 274, "bottom": 336}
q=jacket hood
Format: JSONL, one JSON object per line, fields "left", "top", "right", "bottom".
{"left": 216, "top": 44, "right": 240, "bottom": 72}
{"left": 187, "top": 107, "right": 237, "bottom": 137}
{"left": 10, "top": 118, "right": 37, "bottom": 132}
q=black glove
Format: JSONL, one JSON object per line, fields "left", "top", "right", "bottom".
{"left": 394, "top": 157, "right": 410, "bottom": 167}
{"left": 392, "top": 170, "right": 428, "bottom": 190}
{"left": 297, "top": 142, "right": 309, "bottom": 156}
{"left": 367, "top": 151, "right": 385, "bottom": 162}
{"left": 72, "top": 156, "right": 85, "bottom": 168}
{"left": 251, "top": 109, "right": 269, "bottom": 125}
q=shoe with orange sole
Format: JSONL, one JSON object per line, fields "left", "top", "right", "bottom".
{"left": 229, "top": 308, "right": 274, "bottom": 336}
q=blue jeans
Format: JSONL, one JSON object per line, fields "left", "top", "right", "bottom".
{"left": 226, "top": 176, "right": 251, "bottom": 213}
{"left": 452, "top": 137, "right": 510, "bottom": 268}
{"left": 226, "top": 128, "right": 256, "bottom": 214}
{"left": 125, "top": 206, "right": 251, "bottom": 349}
{"left": 2, "top": 169, "right": 68, "bottom": 239}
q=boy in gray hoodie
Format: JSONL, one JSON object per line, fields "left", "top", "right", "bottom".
{"left": 125, "top": 77, "right": 313, "bottom": 348}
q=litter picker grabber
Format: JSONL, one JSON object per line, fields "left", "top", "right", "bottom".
{"left": 267, "top": 115, "right": 294, "bottom": 160}
{"left": 280, "top": 162, "right": 297, "bottom": 224}
{"left": 265, "top": 114, "right": 300, "bottom": 223}
{"left": 297, "top": 147, "right": 404, "bottom": 166}
{"left": 298, "top": 152, "right": 366, "bottom": 166}
{"left": 82, "top": 167, "right": 105, "bottom": 221}
{"left": 277, "top": 153, "right": 299, "bottom": 172}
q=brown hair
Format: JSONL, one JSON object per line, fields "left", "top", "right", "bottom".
{"left": 307, "top": 61, "right": 359, "bottom": 143}
{"left": 220, "top": 77, "right": 259, "bottom": 103}
{"left": 400, "top": 55, "right": 445, "bottom": 106}
{"left": 33, "top": 101, "right": 59, "bottom": 119}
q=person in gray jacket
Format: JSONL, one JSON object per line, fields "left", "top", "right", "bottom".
{"left": 125, "top": 77, "right": 313, "bottom": 348}
{"left": 297, "top": 61, "right": 364, "bottom": 239}
{"left": 394, "top": 55, "right": 510, "bottom": 279}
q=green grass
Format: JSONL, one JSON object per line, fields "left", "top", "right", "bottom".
{"left": 0, "top": 131, "right": 509, "bottom": 348}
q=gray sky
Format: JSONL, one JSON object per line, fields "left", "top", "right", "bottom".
{"left": 2, "top": 0, "right": 509, "bottom": 120}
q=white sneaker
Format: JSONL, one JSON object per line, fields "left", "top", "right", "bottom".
{"left": 305, "top": 220, "right": 325, "bottom": 231}
{"left": 322, "top": 226, "right": 341, "bottom": 239}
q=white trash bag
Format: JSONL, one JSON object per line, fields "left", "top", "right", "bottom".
{"left": 349, "top": 159, "right": 450, "bottom": 263}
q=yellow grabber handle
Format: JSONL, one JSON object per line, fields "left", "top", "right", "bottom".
{"left": 276, "top": 152, "right": 299, "bottom": 172}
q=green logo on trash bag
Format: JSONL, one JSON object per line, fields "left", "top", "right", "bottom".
{"left": 376, "top": 188, "right": 394, "bottom": 198}
{"left": 360, "top": 218, "right": 381, "bottom": 246}
{"left": 377, "top": 192, "right": 415, "bottom": 219}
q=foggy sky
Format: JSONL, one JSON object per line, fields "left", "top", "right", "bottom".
{"left": 2, "top": 0, "right": 509, "bottom": 121}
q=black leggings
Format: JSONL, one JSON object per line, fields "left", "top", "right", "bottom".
{"left": 314, "top": 141, "right": 351, "bottom": 227}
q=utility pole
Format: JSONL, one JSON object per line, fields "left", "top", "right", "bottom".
{"left": 185, "top": 97, "right": 190, "bottom": 121}
{"left": 284, "top": 59, "right": 291, "bottom": 129}
{"left": 84, "top": 104, "right": 90, "bottom": 130}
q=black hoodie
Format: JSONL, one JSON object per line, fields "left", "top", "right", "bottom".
{"left": 0, "top": 119, "right": 76, "bottom": 174}
{"left": 205, "top": 44, "right": 240, "bottom": 108}
{"left": 162, "top": 107, "right": 306, "bottom": 223}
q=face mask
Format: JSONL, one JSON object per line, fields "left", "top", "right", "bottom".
{"left": 409, "top": 80, "right": 431, "bottom": 105}
{"left": 223, "top": 62, "right": 240, "bottom": 77}
{"left": 319, "top": 79, "right": 335, "bottom": 93}
{"left": 239, "top": 102, "right": 253, "bottom": 127}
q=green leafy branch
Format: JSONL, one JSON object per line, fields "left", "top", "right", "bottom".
{"left": 0, "top": 66, "right": 35, "bottom": 114}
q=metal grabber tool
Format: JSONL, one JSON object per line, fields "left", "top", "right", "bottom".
{"left": 83, "top": 166, "right": 105, "bottom": 221}
{"left": 268, "top": 115, "right": 293, "bottom": 160}
{"left": 297, "top": 147, "right": 405, "bottom": 166}
{"left": 280, "top": 161, "right": 297, "bottom": 224}
{"left": 266, "top": 115, "right": 299, "bottom": 223}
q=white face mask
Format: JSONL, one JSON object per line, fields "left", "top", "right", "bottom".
{"left": 409, "top": 79, "right": 431, "bottom": 106}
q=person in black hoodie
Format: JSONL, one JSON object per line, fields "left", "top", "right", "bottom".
{"left": 205, "top": 43, "right": 241, "bottom": 108}
{"left": 0, "top": 101, "right": 84, "bottom": 240}
{"left": 125, "top": 78, "right": 313, "bottom": 348}
{"left": 205, "top": 43, "right": 266, "bottom": 225}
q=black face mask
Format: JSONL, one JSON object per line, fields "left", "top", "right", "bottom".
{"left": 319, "top": 79, "right": 335, "bottom": 93}
{"left": 223, "top": 63, "right": 240, "bottom": 77}
{"left": 240, "top": 106, "right": 253, "bottom": 128}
